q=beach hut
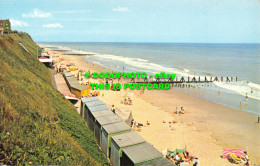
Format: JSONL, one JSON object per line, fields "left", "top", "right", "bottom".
{"left": 94, "top": 114, "right": 122, "bottom": 145}
{"left": 81, "top": 97, "right": 99, "bottom": 119}
{"left": 64, "top": 75, "right": 90, "bottom": 98}
{"left": 101, "top": 121, "right": 131, "bottom": 157}
{"left": 92, "top": 109, "right": 114, "bottom": 129}
{"left": 140, "top": 158, "right": 176, "bottom": 166}
{"left": 80, "top": 98, "right": 88, "bottom": 118}
{"left": 69, "top": 83, "right": 90, "bottom": 98}
{"left": 110, "top": 131, "right": 146, "bottom": 166}
{"left": 85, "top": 100, "right": 110, "bottom": 124}
{"left": 91, "top": 113, "right": 121, "bottom": 132}
{"left": 120, "top": 143, "right": 163, "bottom": 166}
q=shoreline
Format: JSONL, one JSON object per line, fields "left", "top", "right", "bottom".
{"left": 45, "top": 48, "right": 260, "bottom": 165}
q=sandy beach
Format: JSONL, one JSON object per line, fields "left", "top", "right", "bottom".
{"left": 46, "top": 48, "right": 260, "bottom": 165}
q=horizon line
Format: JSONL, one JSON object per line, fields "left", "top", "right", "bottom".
{"left": 37, "top": 41, "right": 260, "bottom": 44}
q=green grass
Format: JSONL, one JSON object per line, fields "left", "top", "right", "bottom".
{"left": 0, "top": 33, "right": 109, "bottom": 165}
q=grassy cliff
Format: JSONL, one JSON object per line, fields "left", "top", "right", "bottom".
{"left": 0, "top": 33, "right": 109, "bottom": 165}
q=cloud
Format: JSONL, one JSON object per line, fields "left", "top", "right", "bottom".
{"left": 52, "top": 10, "right": 91, "bottom": 14}
{"left": 10, "top": 19, "right": 29, "bottom": 27}
{"left": 113, "top": 7, "right": 131, "bottom": 12}
{"left": 42, "top": 23, "right": 63, "bottom": 28}
{"left": 22, "top": 9, "right": 51, "bottom": 18}
{"left": 60, "top": 18, "right": 120, "bottom": 22}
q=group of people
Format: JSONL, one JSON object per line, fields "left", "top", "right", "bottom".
{"left": 227, "top": 151, "right": 250, "bottom": 166}
{"left": 121, "top": 97, "right": 133, "bottom": 105}
{"left": 166, "top": 151, "right": 200, "bottom": 166}
{"left": 176, "top": 107, "right": 185, "bottom": 114}
{"left": 130, "top": 119, "right": 150, "bottom": 131}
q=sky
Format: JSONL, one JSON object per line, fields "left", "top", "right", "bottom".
{"left": 0, "top": 0, "right": 259, "bottom": 43}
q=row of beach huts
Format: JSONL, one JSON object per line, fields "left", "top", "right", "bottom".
{"left": 80, "top": 97, "right": 176, "bottom": 166}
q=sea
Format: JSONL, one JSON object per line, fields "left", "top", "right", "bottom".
{"left": 40, "top": 42, "right": 260, "bottom": 115}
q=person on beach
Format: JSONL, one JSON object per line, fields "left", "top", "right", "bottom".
{"left": 132, "top": 120, "right": 136, "bottom": 130}
{"left": 241, "top": 151, "right": 250, "bottom": 166}
{"left": 111, "top": 105, "right": 116, "bottom": 114}
{"left": 251, "top": 88, "right": 253, "bottom": 93}
{"left": 174, "top": 152, "right": 180, "bottom": 161}
{"left": 245, "top": 93, "right": 248, "bottom": 99}
{"left": 191, "top": 158, "right": 200, "bottom": 166}
{"left": 131, "top": 119, "right": 134, "bottom": 127}
{"left": 180, "top": 107, "right": 185, "bottom": 114}
{"left": 176, "top": 107, "right": 179, "bottom": 114}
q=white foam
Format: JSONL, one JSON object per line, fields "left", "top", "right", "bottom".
{"left": 68, "top": 49, "right": 97, "bottom": 55}
{"left": 93, "top": 61, "right": 100, "bottom": 65}
{"left": 214, "top": 81, "right": 260, "bottom": 100}
{"left": 93, "top": 54, "right": 194, "bottom": 77}
{"left": 136, "top": 58, "right": 148, "bottom": 62}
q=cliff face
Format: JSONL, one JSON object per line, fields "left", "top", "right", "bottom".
{"left": 0, "top": 33, "right": 109, "bottom": 165}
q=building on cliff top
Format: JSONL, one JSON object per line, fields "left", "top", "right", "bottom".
{"left": 0, "top": 19, "right": 11, "bottom": 34}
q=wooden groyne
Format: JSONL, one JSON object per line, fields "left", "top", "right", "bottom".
{"left": 134, "top": 76, "right": 238, "bottom": 84}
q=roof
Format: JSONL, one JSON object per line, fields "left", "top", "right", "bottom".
{"left": 102, "top": 121, "right": 131, "bottom": 134}
{"left": 64, "top": 75, "right": 89, "bottom": 90}
{"left": 92, "top": 110, "right": 114, "bottom": 118}
{"left": 65, "top": 76, "right": 78, "bottom": 84}
{"left": 64, "top": 72, "right": 74, "bottom": 77}
{"left": 85, "top": 100, "right": 110, "bottom": 112}
{"left": 95, "top": 114, "right": 122, "bottom": 126}
{"left": 140, "top": 158, "right": 176, "bottom": 166}
{"left": 122, "top": 143, "right": 163, "bottom": 164}
{"left": 88, "top": 105, "right": 109, "bottom": 112}
{"left": 111, "top": 131, "right": 146, "bottom": 148}
{"left": 85, "top": 100, "right": 104, "bottom": 107}
{"left": 81, "top": 97, "right": 98, "bottom": 103}
{"left": 70, "top": 83, "right": 89, "bottom": 90}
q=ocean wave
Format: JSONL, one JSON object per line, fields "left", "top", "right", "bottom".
{"left": 136, "top": 58, "right": 148, "bottom": 62}
{"left": 93, "top": 61, "right": 100, "bottom": 65}
{"left": 93, "top": 54, "right": 194, "bottom": 77}
{"left": 66, "top": 49, "right": 97, "bottom": 55}
{"left": 213, "top": 81, "right": 260, "bottom": 101}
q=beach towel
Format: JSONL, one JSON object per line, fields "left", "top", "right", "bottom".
{"left": 222, "top": 147, "right": 244, "bottom": 159}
